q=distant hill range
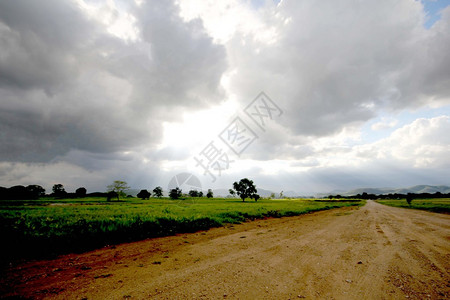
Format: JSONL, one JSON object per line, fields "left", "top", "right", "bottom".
{"left": 316, "top": 185, "right": 450, "bottom": 198}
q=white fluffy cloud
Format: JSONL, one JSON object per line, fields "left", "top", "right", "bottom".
{"left": 371, "top": 118, "right": 398, "bottom": 131}
{"left": 357, "top": 116, "right": 450, "bottom": 168}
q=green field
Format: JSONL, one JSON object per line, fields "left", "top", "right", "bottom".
{"left": 376, "top": 198, "right": 450, "bottom": 214}
{"left": 0, "top": 197, "right": 363, "bottom": 262}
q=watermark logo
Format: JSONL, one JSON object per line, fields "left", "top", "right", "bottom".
{"left": 244, "top": 92, "right": 283, "bottom": 131}
{"left": 168, "top": 172, "right": 202, "bottom": 193}
{"left": 194, "top": 141, "right": 234, "bottom": 182}
{"left": 167, "top": 172, "right": 202, "bottom": 206}
{"left": 219, "top": 117, "right": 258, "bottom": 156}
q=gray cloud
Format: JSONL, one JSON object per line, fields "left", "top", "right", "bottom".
{"left": 0, "top": 1, "right": 96, "bottom": 92}
{"left": 228, "top": 0, "right": 450, "bottom": 137}
{"left": 0, "top": 0, "right": 227, "bottom": 162}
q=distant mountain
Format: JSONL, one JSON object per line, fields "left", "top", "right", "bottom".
{"left": 317, "top": 185, "right": 450, "bottom": 197}
{"left": 283, "top": 190, "right": 302, "bottom": 197}
{"left": 344, "top": 187, "right": 393, "bottom": 196}
{"left": 212, "top": 189, "right": 232, "bottom": 197}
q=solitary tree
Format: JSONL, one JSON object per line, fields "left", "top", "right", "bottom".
{"left": 107, "top": 180, "right": 130, "bottom": 200}
{"left": 153, "top": 186, "right": 163, "bottom": 198}
{"left": 75, "top": 187, "right": 87, "bottom": 198}
{"left": 52, "top": 184, "right": 67, "bottom": 198}
{"left": 199, "top": 191, "right": 204, "bottom": 197}
{"left": 137, "top": 189, "right": 151, "bottom": 200}
{"left": 206, "top": 189, "right": 213, "bottom": 198}
{"left": 169, "top": 187, "right": 182, "bottom": 200}
{"left": 232, "top": 178, "right": 259, "bottom": 202}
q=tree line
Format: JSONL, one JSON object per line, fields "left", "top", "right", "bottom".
{"left": 138, "top": 178, "right": 260, "bottom": 202}
{"left": 327, "top": 191, "right": 450, "bottom": 200}
{"left": 0, "top": 178, "right": 261, "bottom": 202}
{"left": 0, "top": 184, "right": 88, "bottom": 200}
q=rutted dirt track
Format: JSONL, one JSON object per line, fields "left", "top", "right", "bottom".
{"left": 1, "top": 201, "right": 449, "bottom": 299}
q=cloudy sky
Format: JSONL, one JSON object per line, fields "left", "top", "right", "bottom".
{"left": 1, "top": 0, "right": 449, "bottom": 195}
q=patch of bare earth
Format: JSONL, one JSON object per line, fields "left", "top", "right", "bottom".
{"left": 1, "top": 201, "right": 449, "bottom": 299}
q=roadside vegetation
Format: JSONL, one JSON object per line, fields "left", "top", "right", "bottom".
{"left": 0, "top": 197, "right": 363, "bottom": 262}
{"left": 376, "top": 198, "right": 450, "bottom": 214}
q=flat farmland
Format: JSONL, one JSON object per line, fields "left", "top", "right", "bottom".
{"left": 0, "top": 197, "right": 361, "bottom": 262}
{"left": 1, "top": 200, "right": 449, "bottom": 299}
{"left": 376, "top": 198, "right": 450, "bottom": 214}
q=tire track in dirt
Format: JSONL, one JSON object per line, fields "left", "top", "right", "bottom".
{"left": 1, "top": 201, "right": 449, "bottom": 299}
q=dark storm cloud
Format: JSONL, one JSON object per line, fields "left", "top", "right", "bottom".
{"left": 131, "top": 1, "right": 227, "bottom": 108}
{"left": 0, "top": 0, "right": 96, "bottom": 92}
{"left": 0, "top": 0, "right": 227, "bottom": 163}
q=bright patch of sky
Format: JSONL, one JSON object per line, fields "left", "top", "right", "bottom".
{"left": 361, "top": 105, "right": 450, "bottom": 144}
{"left": 422, "top": 0, "right": 450, "bottom": 28}
{"left": 250, "top": 0, "right": 281, "bottom": 9}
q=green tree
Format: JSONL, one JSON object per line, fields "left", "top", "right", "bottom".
{"left": 107, "top": 180, "right": 130, "bottom": 200}
{"left": 406, "top": 193, "right": 413, "bottom": 206}
{"left": 169, "top": 187, "right": 182, "bottom": 200}
{"left": 232, "top": 178, "right": 259, "bottom": 202}
{"left": 137, "top": 189, "right": 151, "bottom": 200}
{"left": 206, "top": 189, "right": 213, "bottom": 198}
{"left": 75, "top": 187, "right": 87, "bottom": 198}
{"left": 26, "top": 185, "right": 46, "bottom": 199}
{"left": 52, "top": 184, "right": 67, "bottom": 198}
{"left": 153, "top": 186, "right": 163, "bottom": 198}
{"left": 107, "top": 191, "right": 119, "bottom": 202}
{"left": 189, "top": 190, "right": 200, "bottom": 197}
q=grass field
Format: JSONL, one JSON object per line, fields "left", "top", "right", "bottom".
{"left": 376, "top": 198, "right": 450, "bottom": 214}
{"left": 0, "top": 197, "right": 363, "bottom": 262}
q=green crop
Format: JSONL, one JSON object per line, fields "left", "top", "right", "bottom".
{"left": 0, "top": 197, "right": 363, "bottom": 262}
{"left": 376, "top": 198, "right": 450, "bottom": 213}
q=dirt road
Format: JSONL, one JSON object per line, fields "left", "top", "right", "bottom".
{"left": 1, "top": 201, "right": 449, "bottom": 299}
